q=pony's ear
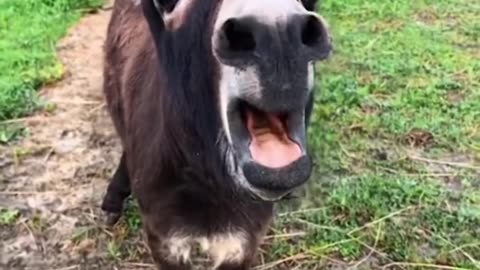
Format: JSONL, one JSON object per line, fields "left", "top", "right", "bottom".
{"left": 153, "top": 0, "right": 160, "bottom": 10}
{"left": 152, "top": 0, "right": 178, "bottom": 13}
{"left": 142, "top": 0, "right": 177, "bottom": 38}
{"left": 301, "top": 0, "right": 318, "bottom": 11}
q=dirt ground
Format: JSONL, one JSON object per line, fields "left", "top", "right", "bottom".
{"left": 0, "top": 4, "right": 153, "bottom": 270}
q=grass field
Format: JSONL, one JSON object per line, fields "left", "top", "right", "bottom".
{"left": 0, "top": 0, "right": 479, "bottom": 269}
{"left": 0, "top": 0, "right": 103, "bottom": 142}
{"left": 261, "top": 0, "right": 480, "bottom": 268}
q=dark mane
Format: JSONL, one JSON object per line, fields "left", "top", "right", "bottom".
{"left": 128, "top": 0, "right": 270, "bottom": 230}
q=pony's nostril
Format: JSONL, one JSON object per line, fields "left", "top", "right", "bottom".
{"left": 289, "top": 13, "right": 331, "bottom": 61}
{"left": 222, "top": 18, "right": 256, "bottom": 52}
{"left": 214, "top": 16, "right": 260, "bottom": 66}
{"left": 301, "top": 14, "right": 323, "bottom": 47}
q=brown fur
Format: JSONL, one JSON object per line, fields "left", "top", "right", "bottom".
{"left": 101, "top": 0, "right": 323, "bottom": 269}
{"left": 103, "top": 0, "right": 154, "bottom": 143}
{"left": 102, "top": 0, "right": 273, "bottom": 269}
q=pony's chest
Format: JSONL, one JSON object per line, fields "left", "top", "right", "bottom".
{"left": 164, "top": 231, "right": 248, "bottom": 269}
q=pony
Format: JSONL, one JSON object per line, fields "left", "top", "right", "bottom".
{"left": 100, "top": 0, "right": 331, "bottom": 269}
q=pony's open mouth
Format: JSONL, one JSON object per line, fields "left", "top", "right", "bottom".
{"left": 241, "top": 102, "right": 302, "bottom": 168}
{"left": 227, "top": 99, "right": 312, "bottom": 200}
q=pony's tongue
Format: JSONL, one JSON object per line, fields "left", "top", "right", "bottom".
{"left": 246, "top": 109, "right": 302, "bottom": 168}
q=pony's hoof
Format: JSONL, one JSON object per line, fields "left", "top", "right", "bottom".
{"left": 103, "top": 212, "right": 122, "bottom": 227}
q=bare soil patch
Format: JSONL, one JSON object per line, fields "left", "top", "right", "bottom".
{"left": 0, "top": 4, "right": 150, "bottom": 270}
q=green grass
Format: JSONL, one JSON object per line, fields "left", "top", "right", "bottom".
{"left": 0, "top": 0, "right": 104, "bottom": 141}
{"left": 0, "top": 209, "right": 20, "bottom": 225}
{"left": 266, "top": 0, "right": 480, "bottom": 268}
